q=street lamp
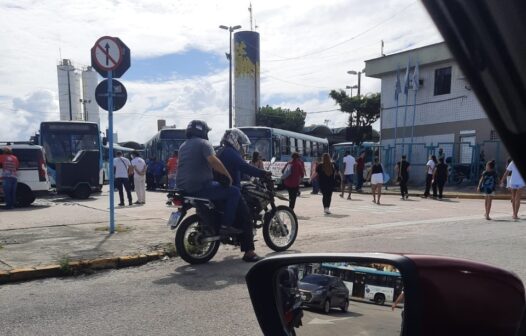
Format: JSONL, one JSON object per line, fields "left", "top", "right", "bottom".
{"left": 345, "top": 84, "right": 358, "bottom": 98}
{"left": 347, "top": 70, "right": 363, "bottom": 129}
{"left": 219, "top": 24, "right": 242, "bottom": 128}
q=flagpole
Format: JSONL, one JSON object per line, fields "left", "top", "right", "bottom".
{"left": 409, "top": 62, "right": 419, "bottom": 162}
{"left": 393, "top": 66, "right": 401, "bottom": 171}
{"left": 401, "top": 61, "right": 409, "bottom": 156}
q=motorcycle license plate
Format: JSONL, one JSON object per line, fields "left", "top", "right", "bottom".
{"left": 167, "top": 211, "right": 182, "bottom": 228}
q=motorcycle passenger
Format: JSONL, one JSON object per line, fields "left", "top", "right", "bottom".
{"left": 175, "top": 120, "right": 242, "bottom": 235}
{"left": 217, "top": 128, "right": 271, "bottom": 262}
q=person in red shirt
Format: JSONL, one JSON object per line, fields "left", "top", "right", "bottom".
{"left": 166, "top": 151, "right": 178, "bottom": 190}
{"left": 282, "top": 152, "right": 304, "bottom": 209}
{"left": 1, "top": 147, "right": 20, "bottom": 209}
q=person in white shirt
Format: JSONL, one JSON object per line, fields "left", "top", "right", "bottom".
{"left": 113, "top": 151, "right": 133, "bottom": 206}
{"left": 500, "top": 160, "right": 525, "bottom": 220}
{"left": 423, "top": 155, "right": 437, "bottom": 198}
{"left": 340, "top": 151, "right": 356, "bottom": 200}
{"left": 131, "top": 151, "right": 147, "bottom": 204}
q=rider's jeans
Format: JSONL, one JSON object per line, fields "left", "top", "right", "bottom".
{"left": 192, "top": 181, "right": 240, "bottom": 229}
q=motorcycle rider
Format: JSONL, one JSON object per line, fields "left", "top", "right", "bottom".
{"left": 217, "top": 128, "right": 271, "bottom": 262}
{"left": 175, "top": 120, "right": 242, "bottom": 235}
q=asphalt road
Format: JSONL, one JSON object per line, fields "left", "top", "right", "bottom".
{"left": 1, "top": 191, "right": 525, "bottom": 335}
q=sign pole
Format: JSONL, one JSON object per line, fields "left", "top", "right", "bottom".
{"left": 108, "top": 71, "right": 115, "bottom": 234}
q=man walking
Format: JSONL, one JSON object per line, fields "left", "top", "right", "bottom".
{"left": 340, "top": 151, "right": 356, "bottom": 200}
{"left": 113, "top": 151, "right": 133, "bottom": 206}
{"left": 0, "top": 147, "right": 19, "bottom": 209}
{"left": 395, "top": 155, "right": 411, "bottom": 200}
{"left": 131, "top": 151, "right": 147, "bottom": 204}
{"left": 355, "top": 151, "right": 365, "bottom": 192}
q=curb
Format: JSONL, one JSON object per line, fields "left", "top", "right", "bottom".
{"left": 340, "top": 190, "right": 515, "bottom": 200}
{"left": 0, "top": 250, "right": 176, "bottom": 285}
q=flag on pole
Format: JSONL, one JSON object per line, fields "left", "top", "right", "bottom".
{"left": 412, "top": 62, "right": 420, "bottom": 91}
{"left": 394, "top": 66, "right": 401, "bottom": 101}
{"left": 403, "top": 62, "right": 410, "bottom": 95}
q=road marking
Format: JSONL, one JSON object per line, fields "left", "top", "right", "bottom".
{"left": 308, "top": 317, "right": 352, "bottom": 325}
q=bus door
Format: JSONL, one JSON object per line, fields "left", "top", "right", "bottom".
{"left": 352, "top": 272, "right": 366, "bottom": 297}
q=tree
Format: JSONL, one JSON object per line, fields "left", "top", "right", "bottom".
{"left": 256, "top": 105, "right": 306, "bottom": 132}
{"left": 329, "top": 90, "right": 381, "bottom": 128}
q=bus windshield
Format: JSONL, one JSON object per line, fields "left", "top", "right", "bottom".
{"left": 42, "top": 132, "right": 99, "bottom": 164}
{"left": 161, "top": 140, "right": 185, "bottom": 160}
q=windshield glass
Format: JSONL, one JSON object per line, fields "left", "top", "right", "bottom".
{"left": 42, "top": 133, "right": 99, "bottom": 164}
{"left": 161, "top": 140, "right": 185, "bottom": 162}
{"left": 247, "top": 139, "right": 271, "bottom": 161}
{"left": 301, "top": 274, "right": 331, "bottom": 286}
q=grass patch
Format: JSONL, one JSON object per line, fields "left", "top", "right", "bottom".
{"left": 163, "top": 243, "right": 177, "bottom": 257}
{"left": 0, "top": 243, "right": 3, "bottom": 250}
{"left": 58, "top": 255, "right": 72, "bottom": 275}
{"left": 95, "top": 224, "right": 132, "bottom": 233}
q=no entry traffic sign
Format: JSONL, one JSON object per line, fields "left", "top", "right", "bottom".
{"left": 91, "top": 36, "right": 130, "bottom": 78}
{"left": 95, "top": 79, "right": 127, "bottom": 111}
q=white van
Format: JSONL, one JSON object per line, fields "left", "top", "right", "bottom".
{"left": 0, "top": 144, "right": 52, "bottom": 207}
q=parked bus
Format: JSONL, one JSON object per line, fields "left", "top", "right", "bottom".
{"left": 143, "top": 128, "right": 186, "bottom": 163}
{"left": 238, "top": 126, "right": 329, "bottom": 186}
{"left": 318, "top": 262, "right": 403, "bottom": 306}
{"left": 37, "top": 121, "right": 102, "bottom": 198}
{"left": 102, "top": 143, "right": 134, "bottom": 184}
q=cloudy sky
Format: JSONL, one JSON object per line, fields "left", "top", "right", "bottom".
{"left": 0, "top": 0, "right": 442, "bottom": 143}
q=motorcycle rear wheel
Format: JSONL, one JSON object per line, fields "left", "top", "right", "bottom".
{"left": 263, "top": 205, "right": 298, "bottom": 252}
{"left": 175, "top": 214, "right": 220, "bottom": 264}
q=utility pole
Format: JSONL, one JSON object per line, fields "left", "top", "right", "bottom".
{"left": 219, "top": 25, "right": 242, "bottom": 128}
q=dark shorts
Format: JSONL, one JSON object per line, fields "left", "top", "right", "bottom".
{"left": 344, "top": 174, "right": 354, "bottom": 184}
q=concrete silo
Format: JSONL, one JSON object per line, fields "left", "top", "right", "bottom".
{"left": 57, "top": 59, "right": 83, "bottom": 121}
{"left": 233, "top": 31, "right": 260, "bottom": 127}
{"left": 81, "top": 66, "right": 100, "bottom": 125}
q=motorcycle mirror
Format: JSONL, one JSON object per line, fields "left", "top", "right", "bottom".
{"left": 271, "top": 157, "right": 276, "bottom": 164}
{"left": 246, "top": 253, "right": 525, "bottom": 336}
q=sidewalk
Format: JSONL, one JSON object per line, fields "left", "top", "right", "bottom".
{"left": 0, "top": 187, "right": 522, "bottom": 284}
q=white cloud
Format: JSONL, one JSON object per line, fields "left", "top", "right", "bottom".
{"left": 0, "top": 0, "right": 442, "bottom": 144}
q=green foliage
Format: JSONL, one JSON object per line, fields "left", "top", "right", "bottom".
{"left": 256, "top": 105, "right": 307, "bottom": 132}
{"left": 329, "top": 90, "right": 381, "bottom": 127}
{"left": 58, "top": 254, "right": 72, "bottom": 275}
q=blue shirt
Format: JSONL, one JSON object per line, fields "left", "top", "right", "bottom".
{"left": 218, "top": 146, "right": 265, "bottom": 188}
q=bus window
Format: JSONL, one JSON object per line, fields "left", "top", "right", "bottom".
{"left": 272, "top": 137, "right": 281, "bottom": 160}
{"left": 289, "top": 138, "right": 296, "bottom": 154}
{"left": 297, "top": 139, "right": 304, "bottom": 156}
{"left": 281, "top": 136, "right": 289, "bottom": 156}
{"left": 305, "top": 141, "right": 311, "bottom": 157}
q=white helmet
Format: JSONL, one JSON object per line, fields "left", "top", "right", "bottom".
{"left": 221, "top": 128, "right": 251, "bottom": 152}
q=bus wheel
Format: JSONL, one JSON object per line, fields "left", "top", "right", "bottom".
{"left": 374, "top": 293, "right": 385, "bottom": 305}
{"left": 16, "top": 184, "right": 35, "bottom": 207}
{"left": 73, "top": 184, "right": 91, "bottom": 199}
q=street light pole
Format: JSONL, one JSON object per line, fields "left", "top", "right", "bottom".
{"left": 220, "top": 25, "right": 242, "bottom": 128}
{"left": 348, "top": 70, "right": 363, "bottom": 143}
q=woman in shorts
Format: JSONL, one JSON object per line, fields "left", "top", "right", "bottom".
{"left": 368, "top": 158, "right": 384, "bottom": 205}
{"left": 477, "top": 160, "right": 497, "bottom": 220}
{"left": 500, "top": 160, "right": 525, "bottom": 220}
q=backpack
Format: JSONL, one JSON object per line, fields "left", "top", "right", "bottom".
{"left": 480, "top": 172, "right": 496, "bottom": 192}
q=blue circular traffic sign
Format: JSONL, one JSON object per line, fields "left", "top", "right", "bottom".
{"left": 95, "top": 79, "right": 127, "bottom": 111}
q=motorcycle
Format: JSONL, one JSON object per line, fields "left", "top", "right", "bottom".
{"left": 166, "top": 175, "right": 298, "bottom": 264}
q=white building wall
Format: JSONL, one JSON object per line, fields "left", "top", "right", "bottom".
{"left": 380, "top": 62, "right": 486, "bottom": 130}
{"left": 57, "top": 60, "right": 83, "bottom": 121}
{"left": 81, "top": 67, "right": 100, "bottom": 124}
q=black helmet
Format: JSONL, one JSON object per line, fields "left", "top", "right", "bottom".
{"left": 186, "top": 120, "right": 211, "bottom": 140}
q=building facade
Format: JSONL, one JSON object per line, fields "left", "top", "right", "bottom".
{"left": 365, "top": 42, "right": 506, "bottom": 184}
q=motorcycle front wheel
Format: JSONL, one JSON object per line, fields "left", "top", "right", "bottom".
{"left": 175, "top": 214, "right": 220, "bottom": 264}
{"left": 263, "top": 205, "right": 298, "bottom": 252}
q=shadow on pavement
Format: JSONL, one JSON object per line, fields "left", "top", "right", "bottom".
{"left": 152, "top": 257, "right": 250, "bottom": 291}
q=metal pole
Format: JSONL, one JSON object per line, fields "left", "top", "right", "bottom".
{"left": 410, "top": 88, "right": 417, "bottom": 144}
{"left": 67, "top": 70, "right": 72, "bottom": 120}
{"left": 108, "top": 73, "right": 115, "bottom": 234}
{"left": 228, "top": 29, "right": 233, "bottom": 128}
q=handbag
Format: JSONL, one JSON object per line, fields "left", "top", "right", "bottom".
{"left": 281, "top": 163, "right": 292, "bottom": 180}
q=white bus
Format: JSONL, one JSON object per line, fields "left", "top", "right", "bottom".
{"left": 319, "top": 263, "right": 403, "bottom": 306}
{"left": 238, "top": 127, "right": 329, "bottom": 186}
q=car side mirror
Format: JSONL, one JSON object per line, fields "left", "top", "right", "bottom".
{"left": 270, "top": 157, "right": 276, "bottom": 164}
{"left": 245, "top": 253, "right": 525, "bottom": 336}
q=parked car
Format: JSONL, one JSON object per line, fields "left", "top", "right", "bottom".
{"left": 0, "top": 144, "right": 51, "bottom": 207}
{"left": 298, "top": 273, "right": 350, "bottom": 313}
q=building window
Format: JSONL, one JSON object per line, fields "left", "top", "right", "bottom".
{"left": 434, "top": 66, "right": 452, "bottom": 95}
